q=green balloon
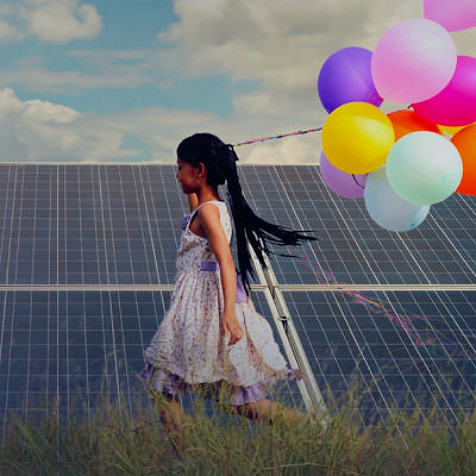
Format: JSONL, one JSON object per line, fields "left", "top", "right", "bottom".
{"left": 386, "top": 131, "right": 463, "bottom": 205}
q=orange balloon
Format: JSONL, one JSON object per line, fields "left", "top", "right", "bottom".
{"left": 451, "top": 124, "right": 476, "bottom": 195}
{"left": 388, "top": 110, "right": 441, "bottom": 141}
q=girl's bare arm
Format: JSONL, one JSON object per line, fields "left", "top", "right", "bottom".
{"left": 198, "top": 203, "right": 243, "bottom": 344}
{"left": 198, "top": 204, "right": 236, "bottom": 309}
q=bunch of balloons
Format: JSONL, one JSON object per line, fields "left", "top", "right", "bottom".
{"left": 317, "top": 0, "right": 476, "bottom": 232}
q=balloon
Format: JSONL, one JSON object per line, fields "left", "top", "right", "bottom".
{"left": 317, "top": 47, "right": 383, "bottom": 113}
{"left": 413, "top": 56, "right": 476, "bottom": 127}
{"left": 439, "top": 124, "right": 475, "bottom": 136}
{"left": 388, "top": 110, "right": 441, "bottom": 141}
{"left": 371, "top": 19, "right": 457, "bottom": 103}
{"left": 319, "top": 152, "right": 368, "bottom": 199}
{"left": 365, "top": 167, "right": 430, "bottom": 232}
{"left": 451, "top": 124, "right": 476, "bottom": 195}
{"left": 424, "top": 0, "right": 476, "bottom": 32}
{"left": 322, "top": 102, "right": 395, "bottom": 175}
{"left": 386, "top": 131, "right": 463, "bottom": 205}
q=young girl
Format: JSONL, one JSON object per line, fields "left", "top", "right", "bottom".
{"left": 142, "top": 133, "right": 317, "bottom": 453}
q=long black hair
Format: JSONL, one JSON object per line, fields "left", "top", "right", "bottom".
{"left": 177, "top": 132, "right": 317, "bottom": 296}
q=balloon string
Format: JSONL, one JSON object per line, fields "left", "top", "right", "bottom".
{"left": 352, "top": 174, "right": 368, "bottom": 189}
{"left": 233, "top": 126, "right": 323, "bottom": 147}
{"left": 282, "top": 252, "right": 476, "bottom": 357}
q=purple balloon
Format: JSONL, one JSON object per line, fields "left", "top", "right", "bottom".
{"left": 318, "top": 46, "right": 383, "bottom": 113}
{"left": 320, "top": 152, "right": 368, "bottom": 199}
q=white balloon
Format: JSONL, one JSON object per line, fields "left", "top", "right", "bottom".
{"left": 365, "top": 167, "right": 430, "bottom": 232}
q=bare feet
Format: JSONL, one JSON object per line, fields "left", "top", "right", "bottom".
{"left": 233, "top": 398, "right": 306, "bottom": 425}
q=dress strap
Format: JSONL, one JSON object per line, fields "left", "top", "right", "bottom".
{"left": 189, "top": 200, "right": 223, "bottom": 219}
{"left": 185, "top": 200, "right": 224, "bottom": 233}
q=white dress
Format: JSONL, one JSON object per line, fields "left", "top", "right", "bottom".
{"left": 142, "top": 199, "right": 301, "bottom": 405}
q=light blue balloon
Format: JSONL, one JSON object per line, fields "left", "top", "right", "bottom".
{"left": 386, "top": 131, "right": 463, "bottom": 205}
{"left": 364, "top": 167, "right": 430, "bottom": 232}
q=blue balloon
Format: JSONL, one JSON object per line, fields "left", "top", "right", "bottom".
{"left": 364, "top": 167, "right": 430, "bottom": 232}
{"left": 318, "top": 47, "right": 383, "bottom": 113}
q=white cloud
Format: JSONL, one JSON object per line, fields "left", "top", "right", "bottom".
{"left": 0, "top": 2, "right": 474, "bottom": 165}
{"left": 21, "top": 0, "right": 102, "bottom": 42}
{"left": 0, "top": 86, "right": 308, "bottom": 164}
{"left": 0, "top": 18, "right": 17, "bottom": 39}
{"left": 21, "top": 98, "right": 79, "bottom": 123}
{"left": 157, "top": 0, "right": 475, "bottom": 165}
{"left": 0, "top": 60, "right": 156, "bottom": 94}
{"left": 0, "top": 87, "right": 221, "bottom": 163}
{"left": 160, "top": 0, "right": 423, "bottom": 100}
{"left": 0, "top": 0, "right": 103, "bottom": 42}
{"left": 0, "top": 88, "right": 83, "bottom": 162}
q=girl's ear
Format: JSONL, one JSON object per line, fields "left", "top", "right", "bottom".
{"left": 197, "top": 162, "right": 207, "bottom": 177}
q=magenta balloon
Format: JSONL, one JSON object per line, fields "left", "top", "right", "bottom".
{"left": 317, "top": 46, "right": 383, "bottom": 113}
{"left": 320, "top": 152, "right": 368, "bottom": 199}
{"left": 424, "top": 0, "right": 476, "bottom": 32}
{"left": 413, "top": 56, "right": 476, "bottom": 126}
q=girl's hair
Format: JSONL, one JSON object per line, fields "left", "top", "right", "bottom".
{"left": 177, "top": 132, "right": 318, "bottom": 296}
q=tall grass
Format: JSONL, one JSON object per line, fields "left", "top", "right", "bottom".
{"left": 0, "top": 387, "right": 475, "bottom": 475}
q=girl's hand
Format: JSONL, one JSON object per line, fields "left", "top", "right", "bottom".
{"left": 221, "top": 309, "right": 243, "bottom": 346}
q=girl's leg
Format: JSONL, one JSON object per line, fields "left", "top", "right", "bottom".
{"left": 157, "top": 393, "right": 190, "bottom": 457}
{"left": 232, "top": 398, "right": 305, "bottom": 425}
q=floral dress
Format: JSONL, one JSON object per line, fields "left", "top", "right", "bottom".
{"left": 142, "top": 199, "right": 302, "bottom": 405}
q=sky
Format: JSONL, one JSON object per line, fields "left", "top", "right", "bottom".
{"left": 0, "top": 0, "right": 474, "bottom": 164}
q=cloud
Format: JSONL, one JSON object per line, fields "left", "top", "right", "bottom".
{"left": 0, "top": 87, "right": 138, "bottom": 163}
{"left": 154, "top": 0, "right": 425, "bottom": 165}
{"left": 0, "top": 87, "right": 220, "bottom": 163}
{"left": 0, "top": 18, "right": 18, "bottom": 39}
{"left": 160, "top": 1, "right": 422, "bottom": 102}
{"left": 21, "top": 0, "right": 102, "bottom": 42}
{"left": 0, "top": 48, "right": 176, "bottom": 94}
{"left": 0, "top": 0, "right": 102, "bottom": 43}
{"left": 0, "top": 86, "right": 314, "bottom": 165}
{"left": 0, "top": 87, "right": 81, "bottom": 162}
{"left": 156, "top": 0, "right": 475, "bottom": 165}
{"left": 0, "top": 59, "right": 157, "bottom": 94}
{"left": 1, "top": 2, "right": 474, "bottom": 165}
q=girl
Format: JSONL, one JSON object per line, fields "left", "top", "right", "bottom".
{"left": 142, "top": 133, "right": 317, "bottom": 454}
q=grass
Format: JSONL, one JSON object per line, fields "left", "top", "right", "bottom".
{"left": 0, "top": 387, "right": 475, "bottom": 475}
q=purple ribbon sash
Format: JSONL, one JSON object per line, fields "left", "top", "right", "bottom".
{"left": 200, "top": 261, "right": 246, "bottom": 303}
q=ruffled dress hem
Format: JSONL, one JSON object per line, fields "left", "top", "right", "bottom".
{"left": 141, "top": 362, "right": 302, "bottom": 406}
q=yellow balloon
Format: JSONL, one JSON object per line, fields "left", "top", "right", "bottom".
{"left": 322, "top": 102, "right": 395, "bottom": 174}
{"left": 438, "top": 123, "right": 475, "bottom": 136}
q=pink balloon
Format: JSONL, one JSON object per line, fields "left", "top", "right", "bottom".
{"left": 371, "top": 19, "right": 457, "bottom": 103}
{"left": 424, "top": 0, "right": 476, "bottom": 32}
{"left": 413, "top": 56, "right": 476, "bottom": 127}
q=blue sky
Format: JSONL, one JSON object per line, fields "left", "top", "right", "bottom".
{"left": 0, "top": 0, "right": 473, "bottom": 163}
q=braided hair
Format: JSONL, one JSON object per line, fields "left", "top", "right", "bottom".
{"left": 177, "top": 132, "right": 317, "bottom": 296}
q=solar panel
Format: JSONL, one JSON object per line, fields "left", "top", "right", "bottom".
{"left": 262, "top": 165, "right": 476, "bottom": 286}
{"left": 0, "top": 289, "right": 301, "bottom": 435}
{"left": 285, "top": 289, "right": 476, "bottom": 424}
{"left": 0, "top": 163, "right": 475, "bottom": 435}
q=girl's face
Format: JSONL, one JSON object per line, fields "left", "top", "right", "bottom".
{"left": 176, "top": 158, "right": 201, "bottom": 194}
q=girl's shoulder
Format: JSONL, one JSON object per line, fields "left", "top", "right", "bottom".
{"left": 193, "top": 200, "right": 227, "bottom": 215}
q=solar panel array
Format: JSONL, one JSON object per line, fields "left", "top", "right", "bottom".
{"left": 0, "top": 164, "right": 475, "bottom": 434}
{"left": 287, "top": 290, "right": 476, "bottom": 424}
{"left": 0, "top": 289, "right": 300, "bottom": 432}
